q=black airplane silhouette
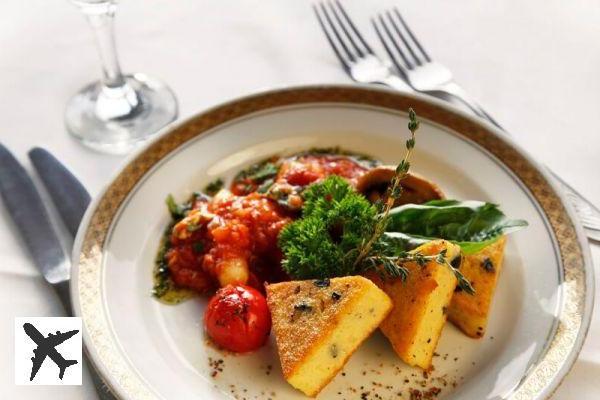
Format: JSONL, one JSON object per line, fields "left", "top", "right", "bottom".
{"left": 23, "top": 323, "right": 79, "bottom": 381}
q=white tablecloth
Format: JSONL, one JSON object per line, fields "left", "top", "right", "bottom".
{"left": 1, "top": 0, "right": 599, "bottom": 398}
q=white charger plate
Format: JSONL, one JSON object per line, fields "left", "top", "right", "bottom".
{"left": 71, "top": 85, "right": 593, "bottom": 400}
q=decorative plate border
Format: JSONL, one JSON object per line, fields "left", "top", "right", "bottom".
{"left": 71, "top": 85, "right": 593, "bottom": 400}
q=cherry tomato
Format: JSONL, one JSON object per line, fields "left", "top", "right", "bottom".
{"left": 204, "top": 285, "right": 271, "bottom": 352}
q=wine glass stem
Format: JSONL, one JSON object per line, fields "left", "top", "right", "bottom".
{"left": 79, "top": 1, "right": 140, "bottom": 120}
{"left": 84, "top": 2, "right": 124, "bottom": 87}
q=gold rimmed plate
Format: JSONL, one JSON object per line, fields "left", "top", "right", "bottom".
{"left": 71, "top": 85, "right": 593, "bottom": 399}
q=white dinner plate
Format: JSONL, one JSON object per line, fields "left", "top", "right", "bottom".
{"left": 71, "top": 85, "right": 594, "bottom": 400}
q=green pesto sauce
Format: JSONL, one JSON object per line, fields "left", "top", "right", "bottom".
{"left": 152, "top": 224, "right": 197, "bottom": 305}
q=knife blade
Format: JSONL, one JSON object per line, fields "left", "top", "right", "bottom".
{"left": 28, "top": 147, "right": 91, "bottom": 239}
{"left": 0, "top": 144, "right": 71, "bottom": 307}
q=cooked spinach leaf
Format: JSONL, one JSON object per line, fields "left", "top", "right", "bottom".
{"left": 382, "top": 232, "right": 498, "bottom": 255}
{"left": 385, "top": 200, "right": 527, "bottom": 254}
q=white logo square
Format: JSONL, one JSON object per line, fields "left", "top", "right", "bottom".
{"left": 15, "top": 317, "right": 82, "bottom": 385}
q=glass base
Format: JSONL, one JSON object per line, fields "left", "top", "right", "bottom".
{"left": 65, "top": 73, "right": 178, "bottom": 155}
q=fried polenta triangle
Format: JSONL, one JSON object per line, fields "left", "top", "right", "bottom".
{"left": 266, "top": 276, "right": 392, "bottom": 397}
{"left": 367, "top": 240, "right": 461, "bottom": 370}
{"left": 448, "top": 236, "right": 506, "bottom": 338}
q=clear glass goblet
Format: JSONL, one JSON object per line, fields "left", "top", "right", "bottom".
{"left": 65, "top": 0, "right": 178, "bottom": 154}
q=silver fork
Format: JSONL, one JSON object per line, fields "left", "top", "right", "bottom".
{"left": 313, "top": 1, "right": 600, "bottom": 240}
{"left": 372, "top": 7, "right": 600, "bottom": 241}
{"left": 372, "top": 9, "right": 501, "bottom": 126}
{"left": 313, "top": 1, "right": 410, "bottom": 92}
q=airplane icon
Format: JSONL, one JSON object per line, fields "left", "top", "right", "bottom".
{"left": 23, "top": 322, "right": 79, "bottom": 381}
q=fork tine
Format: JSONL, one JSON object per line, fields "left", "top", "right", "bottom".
{"left": 377, "top": 13, "right": 414, "bottom": 69}
{"left": 393, "top": 8, "right": 431, "bottom": 62}
{"left": 372, "top": 17, "right": 408, "bottom": 80}
{"left": 313, "top": 4, "right": 350, "bottom": 71}
{"left": 319, "top": 2, "right": 356, "bottom": 63}
{"left": 385, "top": 10, "right": 422, "bottom": 66}
{"left": 327, "top": 1, "right": 364, "bottom": 57}
{"left": 333, "top": 0, "right": 374, "bottom": 54}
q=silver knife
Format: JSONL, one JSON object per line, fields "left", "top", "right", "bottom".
{"left": 28, "top": 147, "right": 90, "bottom": 239}
{"left": 0, "top": 144, "right": 115, "bottom": 399}
{"left": 0, "top": 144, "right": 71, "bottom": 308}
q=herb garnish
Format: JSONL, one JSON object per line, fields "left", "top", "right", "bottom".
{"left": 166, "top": 194, "right": 186, "bottom": 219}
{"left": 152, "top": 222, "right": 196, "bottom": 303}
{"left": 232, "top": 159, "right": 280, "bottom": 195}
{"left": 165, "top": 193, "right": 207, "bottom": 221}
{"left": 153, "top": 194, "right": 200, "bottom": 303}
{"left": 351, "top": 108, "right": 420, "bottom": 271}
{"left": 204, "top": 178, "right": 224, "bottom": 196}
{"left": 235, "top": 160, "right": 279, "bottom": 184}
{"left": 279, "top": 109, "right": 476, "bottom": 294}
{"left": 278, "top": 176, "right": 377, "bottom": 279}
{"left": 313, "top": 279, "right": 331, "bottom": 287}
{"left": 152, "top": 226, "right": 173, "bottom": 298}
{"left": 294, "top": 303, "right": 313, "bottom": 312}
{"left": 482, "top": 258, "right": 495, "bottom": 273}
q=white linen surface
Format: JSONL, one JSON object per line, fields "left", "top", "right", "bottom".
{"left": 0, "top": 0, "right": 598, "bottom": 398}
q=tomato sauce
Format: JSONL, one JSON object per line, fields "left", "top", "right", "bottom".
{"left": 203, "top": 193, "right": 291, "bottom": 285}
{"left": 231, "top": 154, "right": 369, "bottom": 197}
{"left": 162, "top": 152, "right": 374, "bottom": 297}
{"left": 166, "top": 193, "right": 291, "bottom": 293}
{"left": 276, "top": 154, "right": 368, "bottom": 188}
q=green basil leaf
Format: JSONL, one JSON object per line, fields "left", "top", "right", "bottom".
{"left": 385, "top": 200, "right": 527, "bottom": 253}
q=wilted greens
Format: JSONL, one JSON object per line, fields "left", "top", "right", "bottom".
{"left": 385, "top": 200, "right": 528, "bottom": 255}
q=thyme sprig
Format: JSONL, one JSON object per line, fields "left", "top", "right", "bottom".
{"left": 352, "top": 108, "right": 474, "bottom": 294}
{"left": 352, "top": 108, "right": 420, "bottom": 269}
{"left": 363, "top": 247, "right": 474, "bottom": 294}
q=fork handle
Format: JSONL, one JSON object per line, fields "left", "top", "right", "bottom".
{"left": 380, "top": 75, "right": 413, "bottom": 92}
{"left": 437, "top": 82, "right": 600, "bottom": 240}
{"left": 437, "top": 82, "right": 498, "bottom": 124}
